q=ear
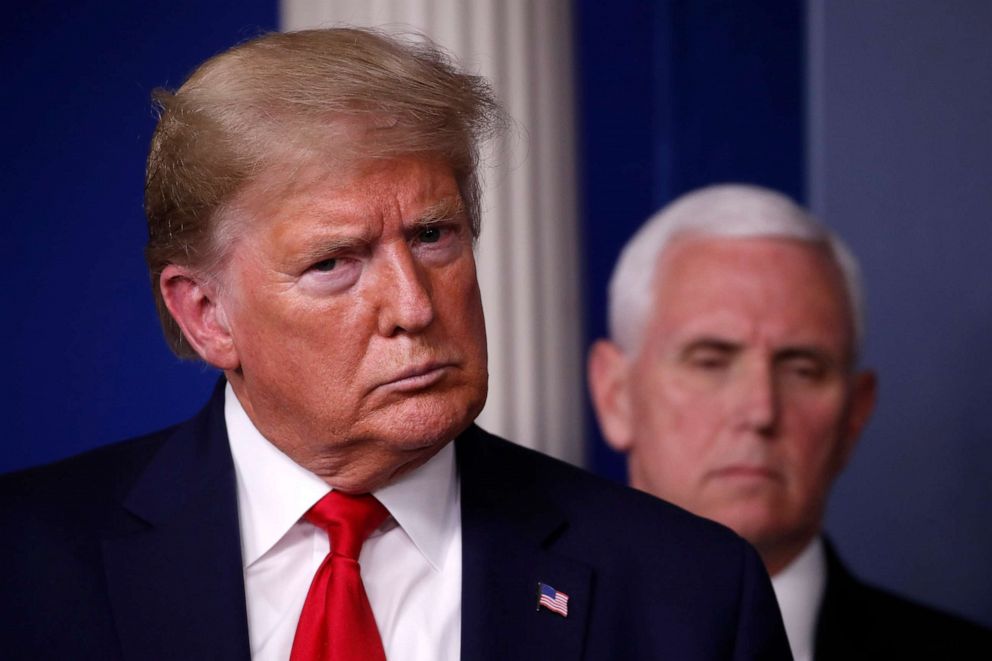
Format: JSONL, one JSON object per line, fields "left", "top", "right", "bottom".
{"left": 587, "top": 339, "right": 636, "bottom": 453}
{"left": 159, "top": 264, "right": 240, "bottom": 371}
{"left": 838, "top": 369, "right": 878, "bottom": 466}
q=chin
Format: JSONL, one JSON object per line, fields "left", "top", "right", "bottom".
{"left": 727, "top": 518, "right": 779, "bottom": 545}
{"left": 700, "top": 499, "right": 780, "bottom": 541}
{"left": 375, "top": 391, "right": 484, "bottom": 449}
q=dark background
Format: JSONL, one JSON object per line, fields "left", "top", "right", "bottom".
{"left": 2, "top": 0, "right": 275, "bottom": 469}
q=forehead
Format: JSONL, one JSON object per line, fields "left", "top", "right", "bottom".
{"left": 648, "top": 236, "right": 854, "bottom": 350}
{"left": 255, "top": 154, "right": 457, "bottom": 212}
{"left": 225, "top": 155, "right": 462, "bottom": 244}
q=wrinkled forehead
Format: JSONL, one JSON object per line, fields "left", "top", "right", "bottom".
{"left": 238, "top": 116, "right": 410, "bottom": 197}
{"left": 649, "top": 235, "right": 857, "bottom": 351}
{"left": 655, "top": 233, "right": 843, "bottom": 285}
{"left": 218, "top": 147, "right": 461, "bottom": 236}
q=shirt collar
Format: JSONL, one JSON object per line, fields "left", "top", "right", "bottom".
{"left": 770, "top": 536, "right": 827, "bottom": 661}
{"left": 374, "top": 436, "right": 458, "bottom": 572}
{"left": 225, "top": 383, "right": 458, "bottom": 571}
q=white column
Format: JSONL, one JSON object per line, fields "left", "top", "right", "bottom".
{"left": 281, "top": 0, "right": 584, "bottom": 465}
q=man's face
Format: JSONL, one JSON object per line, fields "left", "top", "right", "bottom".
{"left": 590, "top": 237, "right": 875, "bottom": 571}
{"left": 214, "top": 156, "right": 488, "bottom": 489}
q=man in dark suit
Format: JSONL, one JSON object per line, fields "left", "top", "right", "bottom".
{"left": 588, "top": 184, "right": 992, "bottom": 659}
{"left": 0, "top": 29, "right": 790, "bottom": 660}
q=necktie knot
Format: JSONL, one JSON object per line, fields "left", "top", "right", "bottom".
{"left": 305, "top": 491, "right": 389, "bottom": 561}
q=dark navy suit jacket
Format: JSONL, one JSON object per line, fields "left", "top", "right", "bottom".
{"left": 1, "top": 385, "right": 791, "bottom": 660}
{"left": 814, "top": 540, "right": 992, "bottom": 659}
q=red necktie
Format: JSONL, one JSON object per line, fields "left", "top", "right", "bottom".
{"left": 290, "top": 491, "right": 390, "bottom": 661}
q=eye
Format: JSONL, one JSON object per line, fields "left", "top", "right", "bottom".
{"left": 311, "top": 258, "right": 337, "bottom": 272}
{"left": 299, "top": 255, "right": 361, "bottom": 295}
{"left": 781, "top": 358, "right": 828, "bottom": 382}
{"left": 418, "top": 227, "right": 443, "bottom": 244}
{"left": 686, "top": 350, "right": 732, "bottom": 371}
{"left": 691, "top": 358, "right": 730, "bottom": 373}
{"left": 411, "top": 222, "right": 463, "bottom": 266}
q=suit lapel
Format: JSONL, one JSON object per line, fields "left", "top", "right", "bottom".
{"left": 457, "top": 427, "right": 592, "bottom": 661}
{"left": 102, "top": 383, "right": 250, "bottom": 661}
{"left": 814, "top": 537, "right": 862, "bottom": 660}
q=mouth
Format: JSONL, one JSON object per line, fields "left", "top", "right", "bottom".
{"left": 377, "top": 362, "right": 455, "bottom": 393}
{"left": 708, "top": 465, "right": 782, "bottom": 483}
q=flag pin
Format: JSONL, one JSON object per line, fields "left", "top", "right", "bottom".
{"left": 536, "top": 581, "right": 569, "bottom": 617}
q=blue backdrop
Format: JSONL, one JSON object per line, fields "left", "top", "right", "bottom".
{"left": 2, "top": 0, "right": 275, "bottom": 471}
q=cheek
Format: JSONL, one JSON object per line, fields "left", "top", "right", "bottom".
{"left": 634, "top": 371, "right": 731, "bottom": 440}
{"left": 780, "top": 393, "right": 851, "bottom": 474}
{"left": 227, "top": 289, "right": 365, "bottom": 394}
{"left": 629, "top": 375, "right": 725, "bottom": 474}
{"left": 437, "top": 260, "right": 486, "bottom": 338}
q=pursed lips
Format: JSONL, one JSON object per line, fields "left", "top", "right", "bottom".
{"left": 375, "top": 360, "right": 456, "bottom": 392}
{"left": 706, "top": 464, "right": 783, "bottom": 483}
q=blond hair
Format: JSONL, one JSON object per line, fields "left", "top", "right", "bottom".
{"left": 145, "top": 27, "right": 504, "bottom": 357}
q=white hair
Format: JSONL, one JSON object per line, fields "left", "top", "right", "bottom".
{"left": 608, "top": 183, "right": 865, "bottom": 360}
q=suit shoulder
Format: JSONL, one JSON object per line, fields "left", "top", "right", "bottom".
{"left": 844, "top": 579, "right": 992, "bottom": 643}
{"left": 461, "top": 426, "right": 752, "bottom": 556}
{"left": 459, "top": 427, "right": 790, "bottom": 659}
{"left": 0, "top": 427, "right": 173, "bottom": 528}
{"left": 819, "top": 554, "right": 992, "bottom": 655}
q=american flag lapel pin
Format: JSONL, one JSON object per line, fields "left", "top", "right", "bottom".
{"left": 536, "top": 581, "right": 569, "bottom": 617}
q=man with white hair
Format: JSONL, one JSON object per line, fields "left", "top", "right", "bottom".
{"left": 588, "top": 184, "right": 992, "bottom": 659}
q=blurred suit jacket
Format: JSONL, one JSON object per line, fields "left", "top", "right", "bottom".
{"left": 1, "top": 383, "right": 791, "bottom": 660}
{"left": 815, "top": 540, "right": 992, "bottom": 659}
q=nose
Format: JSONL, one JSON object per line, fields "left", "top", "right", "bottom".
{"left": 735, "top": 360, "right": 780, "bottom": 437}
{"left": 375, "top": 246, "right": 435, "bottom": 336}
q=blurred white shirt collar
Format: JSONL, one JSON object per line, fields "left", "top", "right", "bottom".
{"left": 771, "top": 536, "right": 827, "bottom": 661}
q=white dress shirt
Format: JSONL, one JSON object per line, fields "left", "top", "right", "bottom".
{"left": 225, "top": 384, "right": 462, "bottom": 661}
{"left": 770, "top": 537, "right": 827, "bottom": 661}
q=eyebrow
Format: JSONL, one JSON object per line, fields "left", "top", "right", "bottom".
{"left": 410, "top": 197, "right": 466, "bottom": 227}
{"left": 774, "top": 346, "right": 838, "bottom": 367}
{"left": 292, "top": 198, "right": 467, "bottom": 265}
{"left": 680, "top": 338, "right": 742, "bottom": 356}
{"left": 295, "top": 234, "right": 372, "bottom": 265}
{"left": 678, "top": 338, "right": 841, "bottom": 366}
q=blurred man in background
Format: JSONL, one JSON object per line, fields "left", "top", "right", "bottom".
{"left": 589, "top": 184, "right": 992, "bottom": 659}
